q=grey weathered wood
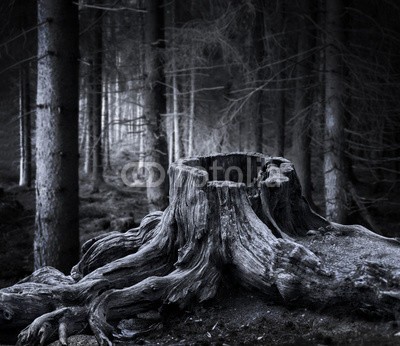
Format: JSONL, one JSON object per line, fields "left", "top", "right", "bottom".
{"left": 1, "top": 153, "right": 399, "bottom": 346}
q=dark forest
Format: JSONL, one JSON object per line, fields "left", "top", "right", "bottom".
{"left": 0, "top": 0, "right": 400, "bottom": 345}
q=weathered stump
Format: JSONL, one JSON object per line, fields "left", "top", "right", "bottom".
{"left": 1, "top": 153, "right": 399, "bottom": 345}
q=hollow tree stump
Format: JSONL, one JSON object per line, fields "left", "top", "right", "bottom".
{"left": 0, "top": 153, "right": 399, "bottom": 346}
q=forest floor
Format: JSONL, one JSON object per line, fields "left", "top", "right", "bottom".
{"left": 1, "top": 160, "right": 400, "bottom": 345}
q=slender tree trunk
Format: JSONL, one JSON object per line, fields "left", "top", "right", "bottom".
{"left": 35, "top": 0, "right": 80, "bottom": 273}
{"left": 324, "top": 0, "right": 347, "bottom": 222}
{"left": 143, "top": 0, "right": 169, "bottom": 211}
{"left": 84, "top": 65, "right": 94, "bottom": 175}
{"left": 109, "top": 72, "right": 116, "bottom": 146}
{"left": 188, "top": 53, "right": 195, "bottom": 157}
{"left": 253, "top": 0, "right": 265, "bottom": 153}
{"left": 275, "top": 88, "right": 285, "bottom": 156}
{"left": 172, "top": 71, "right": 181, "bottom": 160}
{"left": 138, "top": 103, "right": 145, "bottom": 175}
{"left": 170, "top": 1, "right": 185, "bottom": 159}
{"left": 104, "top": 75, "right": 112, "bottom": 171}
{"left": 292, "top": 0, "right": 314, "bottom": 204}
{"left": 167, "top": 94, "right": 174, "bottom": 164}
{"left": 138, "top": 9, "right": 146, "bottom": 173}
{"left": 274, "top": 0, "right": 286, "bottom": 157}
{"left": 19, "top": 63, "right": 32, "bottom": 187}
{"left": 79, "top": 107, "right": 87, "bottom": 157}
{"left": 116, "top": 67, "right": 122, "bottom": 142}
{"left": 92, "top": 7, "right": 104, "bottom": 191}
{"left": 164, "top": 1, "right": 174, "bottom": 164}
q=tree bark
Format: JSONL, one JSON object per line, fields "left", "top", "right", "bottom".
{"left": 324, "top": 0, "right": 347, "bottom": 222}
{"left": 272, "top": 0, "right": 286, "bottom": 157}
{"left": 18, "top": 63, "right": 32, "bottom": 187}
{"left": 187, "top": 51, "right": 195, "bottom": 157}
{"left": 35, "top": 0, "right": 80, "bottom": 273}
{"left": 143, "top": 0, "right": 169, "bottom": 211}
{"left": 1, "top": 153, "right": 399, "bottom": 346}
{"left": 103, "top": 75, "right": 112, "bottom": 171}
{"left": 292, "top": 0, "right": 314, "bottom": 204}
{"left": 253, "top": 0, "right": 265, "bottom": 153}
{"left": 84, "top": 65, "right": 94, "bottom": 176}
{"left": 92, "top": 5, "right": 104, "bottom": 192}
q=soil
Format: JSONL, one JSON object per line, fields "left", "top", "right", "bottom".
{"left": 1, "top": 171, "right": 400, "bottom": 345}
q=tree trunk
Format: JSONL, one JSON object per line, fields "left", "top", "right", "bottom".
{"left": 164, "top": 0, "right": 174, "bottom": 165}
{"left": 187, "top": 52, "right": 195, "bottom": 157}
{"left": 275, "top": 86, "right": 285, "bottom": 157}
{"left": 292, "top": 0, "right": 314, "bottom": 204}
{"left": 92, "top": 6, "right": 104, "bottom": 192}
{"left": 109, "top": 71, "right": 116, "bottom": 146}
{"left": 324, "top": 0, "right": 347, "bottom": 222}
{"left": 171, "top": 17, "right": 182, "bottom": 161}
{"left": 115, "top": 58, "right": 122, "bottom": 143}
{"left": 34, "top": 0, "right": 80, "bottom": 273}
{"left": 143, "top": 0, "right": 169, "bottom": 211}
{"left": 170, "top": 0, "right": 186, "bottom": 159}
{"left": 18, "top": 63, "right": 32, "bottom": 187}
{"left": 103, "top": 75, "right": 112, "bottom": 171}
{"left": 253, "top": 0, "right": 265, "bottom": 153}
{"left": 1, "top": 153, "right": 399, "bottom": 345}
{"left": 268, "top": 0, "right": 286, "bottom": 157}
{"left": 84, "top": 65, "right": 94, "bottom": 176}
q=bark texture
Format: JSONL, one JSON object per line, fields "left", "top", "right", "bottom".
{"left": 1, "top": 153, "right": 399, "bottom": 346}
{"left": 143, "top": 0, "right": 169, "bottom": 211}
{"left": 19, "top": 63, "right": 32, "bottom": 187}
{"left": 324, "top": 0, "right": 347, "bottom": 222}
{"left": 34, "top": 0, "right": 80, "bottom": 273}
{"left": 292, "top": 0, "right": 314, "bottom": 204}
{"left": 91, "top": 5, "right": 104, "bottom": 192}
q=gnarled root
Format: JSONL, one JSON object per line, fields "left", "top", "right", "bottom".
{"left": 89, "top": 262, "right": 221, "bottom": 345}
{"left": 72, "top": 211, "right": 163, "bottom": 279}
{"left": 1, "top": 153, "right": 400, "bottom": 345}
{"left": 17, "top": 307, "right": 87, "bottom": 346}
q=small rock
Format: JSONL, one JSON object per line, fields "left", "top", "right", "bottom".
{"left": 307, "top": 230, "right": 317, "bottom": 236}
{"left": 395, "top": 332, "right": 400, "bottom": 337}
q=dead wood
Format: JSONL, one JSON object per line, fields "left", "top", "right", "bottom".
{"left": 1, "top": 153, "right": 399, "bottom": 346}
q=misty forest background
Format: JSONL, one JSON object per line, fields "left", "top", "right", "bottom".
{"left": 0, "top": 0, "right": 400, "bottom": 282}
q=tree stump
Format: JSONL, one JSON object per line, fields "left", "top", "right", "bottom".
{"left": 1, "top": 153, "right": 399, "bottom": 346}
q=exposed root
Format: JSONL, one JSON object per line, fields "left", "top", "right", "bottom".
{"left": 72, "top": 211, "right": 163, "bottom": 279}
{"left": 1, "top": 153, "right": 400, "bottom": 345}
{"left": 17, "top": 307, "right": 87, "bottom": 346}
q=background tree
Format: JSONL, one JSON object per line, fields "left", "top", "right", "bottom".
{"left": 18, "top": 62, "right": 32, "bottom": 187}
{"left": 323, "top": 0, "right": 346, "bottom": 223}
{"left": 34, "top": 0, "right": 80, "bottom": 272}
{"left": 143, "top": 0, "right": 169, "bottom": 211}
{"left": 91, "top": 3, "right": 104, "bottom": 192}
{"left": 292, "top": 0, "right": 314, "bottom": 204}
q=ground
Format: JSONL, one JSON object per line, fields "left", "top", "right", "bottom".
{"left": 1, "top": 160, "right": 400, "bottom": 345}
